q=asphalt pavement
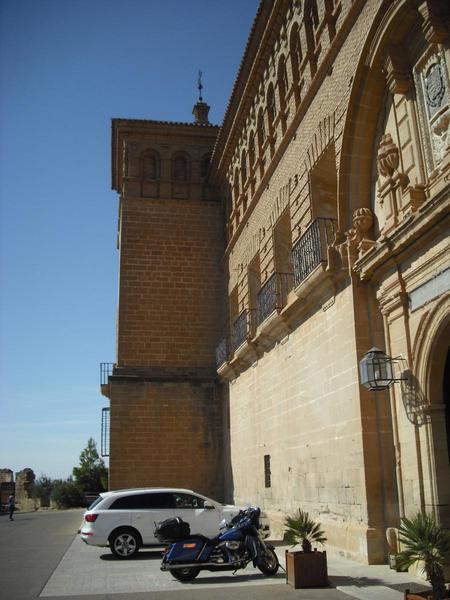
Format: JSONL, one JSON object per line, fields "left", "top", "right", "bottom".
{"left": 0, "top": 509, "right": 432, "bottom": 600}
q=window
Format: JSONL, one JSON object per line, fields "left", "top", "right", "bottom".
{"left": 233, "top": 167, "right": 240, "bottom": 205}
{"left": 173, "top": 493, "right": 206, "bottom": 509}
{"left": 290, "top": 24, "right": 303, "bottom": 84}
{"left": 264, "top": 455, "right": 271, "bottom": 488}
{"left": 278, "top": 56, "right": 289, "bottom": 109}
{"left": 241, "top": 150, "right": 247, "bottom": 186}
{"left": 267, "top": 84, "right": 276, "bottom": 128}
{"left": 109, "top": 492, "right": 174, "bottom": 510}
{"left": 141, "top": 150, "right": 159, "bottom": 180}
{"left": 173, "top": 154, "right": 189, "bottom": 181}
{"left": 257, "top": 109, "right": 266, "bottom": 150}
{"left": 201, "top": 153, "right": 211, "bottom": 178}
{"left": 248, "top": 131, "right": 256, "bottom": 167}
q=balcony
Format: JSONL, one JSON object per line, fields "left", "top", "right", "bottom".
{"left": 100, "top": 362, "right": 113, "bottom": 398}
{"left": 215, "top": 337, "right": 229, "bottom": 367}
{"left": 231, "top": 309, "right": 255, "bottom": 352}
{"left": 257, "top": 272, "right": 293, "bottom": 326}
{"left": 292, "top": 217, "right": 337, "bottom": 287}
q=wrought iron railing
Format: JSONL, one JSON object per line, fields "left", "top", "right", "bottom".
{"left": 101, "top": 407, "right": 110, "bottom": 457}
{"left": 292, "top": 217, "right": 337, "bottom": 287}
{"left": 216, "top": 337, "right": 228, "bottom": 367}
{"left": 257, "top": 272, "right": 293, "bottom": 325}
{"left": 232, "top": 309, "right": 255, "bottom": 351}
{"left": 100, "top": 362, "right": 113, "bottom": 385}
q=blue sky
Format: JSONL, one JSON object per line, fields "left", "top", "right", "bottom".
{"left": 0, "top": 0, "right": 258, "bottom": 480}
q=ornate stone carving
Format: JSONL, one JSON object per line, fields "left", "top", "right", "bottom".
{"left": 345, "top": 207, "right": 376, "bottom": 270}
{"left": 383, "top": 45, "right": 412, "bottom": 95}
{"left": 417, "top": 0, "right": 450, "bottom": 44}
{"left": 377, "top": 134, "right": 400, "bottom": 178}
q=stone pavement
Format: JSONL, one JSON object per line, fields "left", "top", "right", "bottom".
{"left": 40, "top": 536, "right": 431, "bottom": 599}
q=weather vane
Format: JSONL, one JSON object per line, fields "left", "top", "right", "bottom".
{"left": 198, "top": 69, "right": 203, "bottom": 102}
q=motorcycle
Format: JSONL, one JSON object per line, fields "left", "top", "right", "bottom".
{"left": 156, "top": 506, "right": 279, "bottom": 582}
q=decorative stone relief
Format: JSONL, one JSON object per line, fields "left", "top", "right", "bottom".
{"left": 383, "top": 45, "right": 412, "bottom": 95}
{"left": 414, "top": 49, "right": 450, "bottom": 173}
{"left": 345, "top": 207, "right": 376, "bottom": 270}
{"left": 376, "top": 134, "right": 410, "bottom": 234}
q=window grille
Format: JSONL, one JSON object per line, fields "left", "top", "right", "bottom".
{"left": 101, "top": 407, "right": 110, "bottom": 457}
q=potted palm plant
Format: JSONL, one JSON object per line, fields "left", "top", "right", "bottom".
{"left": 284, "top": 508, "right": 328, "bottom": 588}
{"left": 397, "top": 512, "right": 450, "bottom": 600}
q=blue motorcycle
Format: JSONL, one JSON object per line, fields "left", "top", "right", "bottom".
{"left": 156, "top": 506, "right": 279, "bottom": 582}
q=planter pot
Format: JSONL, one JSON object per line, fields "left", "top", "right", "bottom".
{"left": 404, "top": 591, "right": 432, "bottom": 600}
{"left": 285, "top": 549, "right": 328, "bottom": 588}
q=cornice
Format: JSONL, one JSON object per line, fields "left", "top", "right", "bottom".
{"left": 210, "top": 0, "right": 288, "bottom": 174}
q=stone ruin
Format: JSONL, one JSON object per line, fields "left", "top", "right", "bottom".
{"left": 0, "top": 467, "right": 36, "bottom": 512}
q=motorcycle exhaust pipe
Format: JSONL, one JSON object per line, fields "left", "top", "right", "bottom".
{"left": 161, "top": 560, "right": 241, "bottom": 571}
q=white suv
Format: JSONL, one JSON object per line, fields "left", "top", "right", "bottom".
{"left": 79, "top": 488, "right": 267, "bottom": 559}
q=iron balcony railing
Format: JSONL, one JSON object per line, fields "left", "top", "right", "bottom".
{"left": 292, "top": 217, "right": 337, "bottom": 287}
{"left": 232, "top": 309, "right": 255, "bottom": 352}
{"left": 216, "top": 337, "right": 229, "bottom": 367}
{"left": 257, "top": 272, "right": 293, "bottom": 325}
{"left": 100, "top": 362, "right": 113, "bottom": 386}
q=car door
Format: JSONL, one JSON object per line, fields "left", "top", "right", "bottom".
{"left": 171, "top": 492, "right": 220, "bottom": 537}
{"left": 130, "top": 492, "right": 175, "bottom": 544}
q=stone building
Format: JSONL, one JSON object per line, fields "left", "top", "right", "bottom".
{"left": 103, "top": 0, "right": 450, "bottom": 564}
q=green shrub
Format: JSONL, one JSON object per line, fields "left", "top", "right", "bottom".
{"left": 51, "top": 480, "right": 85, "bottom": 509}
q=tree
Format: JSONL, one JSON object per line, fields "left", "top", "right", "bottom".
{"left": 397, "top": 512, "right": 450, "bottom": 600}
{"left": 51, "top": 479, "right": 85, "bottom": 508}
{"left": 72, "top": 438, "right": 108, "bottom": 493}
{"left": 33, "top": 474, "right": 54, "bottom": 507}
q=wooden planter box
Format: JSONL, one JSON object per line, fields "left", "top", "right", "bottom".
{"left": 404, "top": 591, "right": 432, "bottom": 600}
{"left": 285, "top": 549, "right": 328, "bottom": 588}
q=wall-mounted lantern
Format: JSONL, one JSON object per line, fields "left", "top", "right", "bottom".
{"left": 359, "top": 347, "right": 406, "bottom": 391}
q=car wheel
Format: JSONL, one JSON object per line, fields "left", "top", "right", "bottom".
{"left": 110, "top": 528, "right": 141, "bottom": 559}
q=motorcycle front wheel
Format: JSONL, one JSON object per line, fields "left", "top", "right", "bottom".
{"left": 257, "top": 546, "right": 279, "bottom": 576}
{"left": 169, "top": 567, "right": 200, "bottom": 582}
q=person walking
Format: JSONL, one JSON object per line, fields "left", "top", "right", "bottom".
{"left": 7, "top": 493, "right": 15, "bottom": 521}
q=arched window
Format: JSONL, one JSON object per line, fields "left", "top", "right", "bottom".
{"left": 142, "top": 150, "right": 159, "bottom": 180}
{"left": 248, "top": 131, "right": 256, "bottom": 167}
{"left": 267, "top": 84, "right": 276, "bottom": 129}
{"left": 201, "top": 153, "right": 211, "bottom": 178}
{"left": 233, "top": 167, "right": 240, "bottom": 206}
{"left": 289, "top": 23, "right": 303, "bottom": 84}
{"left": 257, "top": 109, "right": 266, "bottom": 150}
{"left": 278, "top": 56, "right": 289, "bottom": 109}
{"left": 172, "top": 153, "right": 189, "bottom": 181}
{"left": 304, "top": 0, "right": 319, "bottom": 75}
{"left": 241, "top": 151, "right": 247, "bottom": 186}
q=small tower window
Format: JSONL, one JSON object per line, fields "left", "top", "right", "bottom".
{"left": 173, "top": 154, "right": 189, "bottom": 181}
{"left": 142, "top": 150, "right": 159, "bottom": 180}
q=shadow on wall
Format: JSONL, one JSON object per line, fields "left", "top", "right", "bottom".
{"left": 400, "top": 370, "right": 430, "bottom": 427}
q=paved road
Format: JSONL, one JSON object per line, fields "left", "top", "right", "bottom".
{"left": 0, "top": 509, "right": 83, "bottom": 600}
{"left": 0, "top": 509, "right": 430, "bottom": 600}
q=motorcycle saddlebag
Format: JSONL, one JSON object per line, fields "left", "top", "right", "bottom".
{"left": 154, "top": 517, "right": 191, "bottom": 543}
{"left": 166, "top": 538, "right": 204, "bottom": 561}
